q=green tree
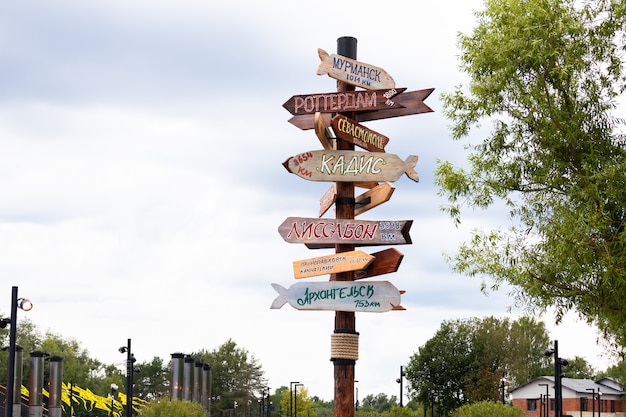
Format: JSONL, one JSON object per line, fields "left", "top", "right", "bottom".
{"left": 603, "top": 359, "right": 626, "bottom": 384}
{"left": 562, "top": 355, "right": 596, "bottom": 379}
{"left": 436, "top": 0, "right": 626, "bottom": 347}
{"left": 405, "top": 317, "right": 550, "bottom": 415}
{"left": 138, "top": 398, "right": 206, "bottom": 417}
{"left": 133, "top": 356, "right": 170, "bottom": 400}
{"left": 278, "top": 385, "right": 313, "bottom": 417}
{"left": 309, "top": 396, "right": 333, "bottom": 417}
{"left": 360, "top": 393, "right": 399, "bottom": 412}
{"left": 452, "top": 401, "right": 523, "bottom": 417}
{"left": 406, "top": 319, "right": 477, "bottom": 415}
{"left": 40, "top": 331, "right": 114, "bottom": 391}
{"left": 194, "top": 339, "right": 266, "bottom": 417}
{"left": 0, "top": 317, "right": 42, "bottom": 387}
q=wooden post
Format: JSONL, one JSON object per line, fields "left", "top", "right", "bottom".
{"left": 333, "top": 35, "right": 357, "bottom": 417}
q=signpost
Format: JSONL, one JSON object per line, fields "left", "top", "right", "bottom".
{"left": 270, "top": 280, "right": 403, "bottom": 312}
{"left": 283, "top": 88, "right": 405, "bottom": 115}
{"left": 277, "top": 37, "right": 433, "bottom": 417}
{"left": 278, "top": 217, "right": 412, "bottom": 248}
{"left": 316, "top": 48, "right": 396, "bottom": 90}
{"left": 283, "top": 150, "right": 419, "bottom": 183}
{"left": 293, "top": 250, "right": 375, "bottom": 279}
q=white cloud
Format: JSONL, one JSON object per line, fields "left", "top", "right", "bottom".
{"left": 0, "top": 0, "right": 611, "bottom": 404}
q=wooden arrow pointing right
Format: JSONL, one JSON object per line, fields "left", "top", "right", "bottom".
{"left": 353, "top": 248, "right": 404, "bottom": 280}
{"left": 331, "top": 114, "right": 390, "bottom": 152}
{"left": 355, "top": 182, "right": 395, "bottom": 216}
{"left": 314, "top": 112, "right": 335, "bottom": 150}
{"left": 316, "top": 48, "right": 396, "bottom": 91}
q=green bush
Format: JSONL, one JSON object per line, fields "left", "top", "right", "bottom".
{"left": 138, "top": 398, "right": 206, "bottom": 417}
{"left": 452, "top": 401, "right": 523, "bottom": 417}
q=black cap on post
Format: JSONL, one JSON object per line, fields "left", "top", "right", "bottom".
{"left": 337, "top": 36, "right": 357, "bottom": 60}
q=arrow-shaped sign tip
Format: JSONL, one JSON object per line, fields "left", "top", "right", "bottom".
{"left": 270, "top": 283, "right": 289, "bottom": 309}
{"left": 405, "top": 155, "right": 419, "bottom": 182}
{"left": 316, "top": 48, "right": 330, "bottom": 75}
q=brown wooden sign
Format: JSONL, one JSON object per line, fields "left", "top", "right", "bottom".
{"left": 293, "top": 250, "right": 375, "bottom": 279}
{"left": 278, "top": 217, "right": 412, "bottom": 249}
{"left": 331, "top": 114, "right": 389, "bottom": 152}
{"left": 353, "top": 248, "right": 404, "bottom": 280}
{"left": 271, "top": 280, "right": 403, "bottom": 312}
{"left": 355, "top": 182, "right": 395, "bottom": 216}
{"left": 319, "top": 184, "right": 336, "bottom": 217}
{"left": 316, "top": 48, "right": 396, "bottom": 90}
{"left": 283, "top": 150, "right": 419, "bottom": 183}
{"left": 318, "top": 182, "right": 393, "bottom": 217}
{"left": 283, "top": 88, "right": 405, "bottom": 116}
{"left": 287, "top": 88, "right": 434, "bottom": 130}
{"left": 314, "top": 112, "right": 335, "bottom": 150}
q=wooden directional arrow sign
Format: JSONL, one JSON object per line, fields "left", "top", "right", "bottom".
{"left": 278, "top": 217, "right": 412, "bottom": 249}
{"left": 288, "top": 88, "right": 435, "bottom": 130}
{"left": 331, "top": 114, "right": 389, "bottom": 152}
{"left": 319, "top": 184, "right": 336, "bottom": 217}
{"left": 316, "top": 48, "right": 396, "bottom": 90}
{"left": 293, "top": 250, "right": 375, "bottom": 279}
{"left": 283, "top": 150, "right": 419, "bottom": 183}
{"left": 314, "top": 112, "right": 335, "bottom": 150}
{"left": 355, "top": 182, "right": 395, "bottom": 216}
{"left": 283, "top": 88, "right": 405, "bottom": 116}
{"left": 318, "top": 182, "right": 393, "bottom": 217}
{"left": 353, "top": 248, "right": 404, "bottom": 280}
{"left": 270, "top": 280, "right": 402, "bottom": 312}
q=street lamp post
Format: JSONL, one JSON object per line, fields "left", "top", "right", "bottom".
{"left": 396, "top": 366, "right": 406, "bottom": 407}
{"left": 289, "top": 382, "right": 300, "bottom": 417}
{"left": 119, "top": 339, "right": 137, "bottom": 417}
{"left": 500, "top": 373, "right": 507, "bottom": 404}
{"left": 545, "top": 340, "right": 568, "bottom": 417}
{"left": 539, "top": 383, "right": 549, "bottom": 417}
{"left": 586, "top": 388, "right": 596, "bottom": 417}
{"left": 354, "top": 380, "right": 359, "bottom": 411}
{"left": 294, "top": 383, "right": 303, "bottom": 417}
{"left": 2, "top": 286, "right": 33, "bottom": 417}
{"left": 110, "top": 383, "right": 118, "bottom": 417}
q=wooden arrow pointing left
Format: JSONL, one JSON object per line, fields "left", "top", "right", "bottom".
{"left": 283, "top": 150, "right": 419, "bottom": 183}
{"left": 283, "top": 88, "right": 405, "bottom": 116}
{"left": 287, "top": 88, "right": 435, "bottom": 130}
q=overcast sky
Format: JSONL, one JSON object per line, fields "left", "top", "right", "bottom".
{"left": 0, "top": 0, "right": 611, "bottom": 403}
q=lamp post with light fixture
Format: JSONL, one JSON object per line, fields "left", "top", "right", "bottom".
{"left": 539, "top": 383, "right": 549, "bottom": 417}
{"left": 2, "top": 286, "right": 33, "bottom": 417}
{"left": 294, "top": 383, "right": 303, "bottom": 417}
{"left": 396, "top": 366, "right": 405, "bottom": 407}
{"left": 289, "top": 381, "right": 300, "bottom": 417}
{"left": 500, "top": 373, "right": 508, "bottom": 404}
{"left": 545, "top": 340, "right": 568, "bottom": 417}
{"left": 119, "top": 339, "right": 138, "bottom": 417}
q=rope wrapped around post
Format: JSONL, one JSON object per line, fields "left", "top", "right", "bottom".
{"left": 330, "top": 329, "right": 359, "bottom": 362}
